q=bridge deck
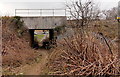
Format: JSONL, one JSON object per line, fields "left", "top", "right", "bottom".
{"left": 21, "top": 16, "right": 67, "bottom": 29}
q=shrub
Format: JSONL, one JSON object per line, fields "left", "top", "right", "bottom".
{"left": 11, "top": 16, "right": 27, "bottom": 37}
{"left": 13, "top": 16, "right": 24, "bottom": 29}
{"left": 54, "top": 26, "right": 66, "bottom": 35}
{"left": 48, "top": 31, "right": 119, "bottom": 75}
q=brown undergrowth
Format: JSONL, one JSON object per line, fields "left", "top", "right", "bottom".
{"left": 2, "top": 16, "right": 40, "bottom": 73}
{"left": 48, "top": 30, "right": 119, "bottom": 75}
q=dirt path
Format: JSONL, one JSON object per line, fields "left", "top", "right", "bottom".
{"left": 14, "top": 49, "right": 49, "bottom": 75}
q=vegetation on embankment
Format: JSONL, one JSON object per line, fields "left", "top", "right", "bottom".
{"left": 47, "top": 20, "right": 119, "bottom": 75}
{"left": 54, "top": 25, "right": 66, "bottom": 35}
{"left": 2, "top": 16, "right": 42, "bottom": 75}
{"left": 48, "top": 32, "right": 119, "bottom": 75}
{"left": 88, "top": 20, "right": 118, "bottom": 40}
{"left": 67, "top": 20, "right": 118, "bottom": 40}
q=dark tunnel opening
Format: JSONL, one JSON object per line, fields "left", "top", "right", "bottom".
{"left": 29, "top": 29, "right": 56, "bottom": 49}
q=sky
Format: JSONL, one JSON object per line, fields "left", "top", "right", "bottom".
{"left": 0, "top": 0, "right": 119, "bottom": 16}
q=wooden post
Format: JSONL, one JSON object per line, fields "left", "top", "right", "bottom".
{"left": 118, "top": 23, "right": 120, "bottom": 59}
{"left": 118, "top": 1, "right": 120, "bottom": 59}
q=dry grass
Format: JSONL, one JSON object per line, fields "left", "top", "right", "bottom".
{"left": 2, "top": 16, "right": 40, "bottom": 72}
{"left": 88, "top": 20, "right": 118, "bottom": 40}
{"left": 48, "top": 30, "right": 119, "bottom": 75}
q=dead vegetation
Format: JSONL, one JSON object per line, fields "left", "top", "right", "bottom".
{"left": 48, "top": 29, "right": 119, "bottom": 75}
{"left": 2, "top": 16, "right": 41, "bottom": 74}
{"left": 88, "top": 20, "right": 118, "bottom": 40}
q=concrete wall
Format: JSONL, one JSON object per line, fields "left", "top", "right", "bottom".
{"left": 21, "top": 16, "right": 67, "bottom": 29}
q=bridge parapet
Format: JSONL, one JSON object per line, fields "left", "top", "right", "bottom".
{"left": 16, "top": 9, "right": 67, "bottom": 29}
{"left": 21, "top": 16, "right": 67, "bottom": 29}
{"left": 15, "top": 9, "right": 66, "bottom": 16}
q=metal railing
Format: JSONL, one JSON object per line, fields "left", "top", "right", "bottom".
{"left": 15, "top": 9, "right": 66, "bottom": 16}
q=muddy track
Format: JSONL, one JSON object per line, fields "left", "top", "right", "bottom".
{"left": 14, "top": 49, "right": 49, "bottom": 75}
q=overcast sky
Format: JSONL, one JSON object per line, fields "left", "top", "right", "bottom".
{"left": 0, "top": 0, "right": 119, "bottom": 16}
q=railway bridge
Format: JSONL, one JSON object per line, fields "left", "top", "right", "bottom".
{"left": 15, "top": 9, "right": 67, "bottom": 48}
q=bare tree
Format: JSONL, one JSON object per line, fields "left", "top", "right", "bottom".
{"left": 102, "top": 7, "right": 117, "bottom": 20}
{"left": 111, "top": 7, "right": 117, "bottom": 19}
{"left": 92, "top": 5, "right": 101, "bottom": 20}
{"left": 102, "top": 10, "right": 109, "bottom": 20}
{"left": 66, "top": 0, "right": 98, "bottom": 28}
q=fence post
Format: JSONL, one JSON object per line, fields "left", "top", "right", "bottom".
{"left": 15, "top": 9, "right": 16, "bottom": 16}
{"left": 53, "top": 9, "right": 54, "bottom": 16}
{"left": 118, "top": 1, "right": 120, "bottom": 59}
{"left": 40, "top": 9, "right": 42, "bottom": 16}
{"left": 65, "top": 9, "right": 66, "bottom": 16}
{"left": 28, "top": 9, "right": 29, "bottom": 16}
